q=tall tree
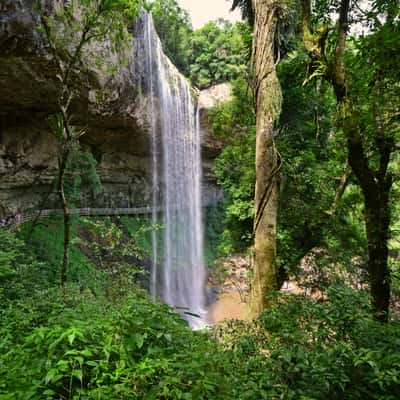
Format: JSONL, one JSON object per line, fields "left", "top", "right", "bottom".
{"left": 301, "top": 0, "right": 400, "bottom": 321}
{"left": 247, "top": 0, "right": 284, "bottom": 316}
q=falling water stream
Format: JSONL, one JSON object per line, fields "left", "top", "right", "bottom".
{"left": 135, "top": 13, "right": 206, "bottom": 328}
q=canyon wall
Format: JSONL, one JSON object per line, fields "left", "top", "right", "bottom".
{"left": 0, "top": 0, "right": 224, "bottom": 217}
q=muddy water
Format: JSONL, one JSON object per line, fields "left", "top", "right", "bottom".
{"left": 207, "top": 277, "right": 316, "bottom": 325}
{"left": 207, "top": 291, "right": 247, "bottom": 324}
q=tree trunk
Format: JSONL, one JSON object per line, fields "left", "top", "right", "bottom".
{"left": 341, "top": 98, "right": 392, "bottom": 321}
{"left": 300, "top": 0, "right": 393, "bottom": 321}
{"left": 333, "top": 0, "right": 392, "bottom": 321}
{"left": 58, "top": 148, "right": 71, "bottom": 294}
{"left": 250, "top": 0, "right": 282, "bottom": 316}
{"left": 365, "top": 195, "right": 391, "bottom": 322}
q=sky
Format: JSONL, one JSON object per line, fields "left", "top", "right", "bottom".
{"left": 177, "top": 0, "right": 242, "bottom": 29}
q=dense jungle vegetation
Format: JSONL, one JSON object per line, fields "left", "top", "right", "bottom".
{"left": 1, "top": 0, "right": 400, "bottom": 399}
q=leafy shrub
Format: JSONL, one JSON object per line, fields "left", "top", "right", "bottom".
{"left": 18, "top": 219, "right": 103, "bottom": 294}
{"left": 1, "top": 289, "right": 233, "bottom": 399}
{"left": 215, "top": 288, "right": 400, "bottom": 400}
{"left": 2, "top": 225, "right": 400, "bottom": 400}
{"left": 0, "top": 229, "right": 52, "bottom": 303}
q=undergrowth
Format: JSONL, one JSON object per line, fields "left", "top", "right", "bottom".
{"left": 1, "top": 226, "right": 400, "bottom": 399}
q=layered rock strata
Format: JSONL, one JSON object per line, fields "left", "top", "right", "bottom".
{"left": 0, "top": 1, "right": 224, "bottom": 217}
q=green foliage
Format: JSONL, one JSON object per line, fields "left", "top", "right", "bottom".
{"left": 275, "top": 49, "right": 367, "bottom": 277}
{"left": 203, "top": 205, "right": 225, "bottom": 266}
{"left": 210, "top": 46, "right": 372, "bottom": 290}
{"left": 0, "top": 221, "right": 229, "bottom": 399}
{"left": 211, "top": 78, "right": 256, "bottom": 254}
{"left": 2, "top": 2, "right": 400, "bottom": 399}
{"left": 39, "top": 0, "right": 141, "bottom": 70}
{"left": 347, "top": 20, "right": 400, "bottom": 158}
{"left": 146, "top": 2, "right": 250, "bottom": 87}
{"left": 189, "top": 20, "right": 250, "bottom": 88}
{"left": 76, "top": 217, "right": 152, "bottom": 293}
{"left": 17, "top": 215, "right": 160, "bottom": 296}
{"left": 1, "top": 221, "right": 400, "bottom": 400}
{"left": 1, "top": 288, "right": 231, "bottom": 399}
{"left": 65, "top": 148, "right": 102, "bottom": 204}
{"left": 146, "top": 0, "right": 193, "bottom": 75}
{"left": 299, "top": 0, "right": 400, "bottom": 317}
{"left": 48, "top": 113, "right": 66, "bottom": 140}
{"left": 38, "top": 0, "right": 142, "bottom": 292}
{"left": 120, "top": 215, "right": 156, "bottom": 258}
{"left": 0, "top": 230, "right": 51, "bottom": 304}
{"left": 19, "top": 219, "right": 104, "bottom": 294}
{"left": 215, "top": 288, "right": 400, "bottom": 399}
{"left": 214, "top": 131, "right": 255, "bottom": 254}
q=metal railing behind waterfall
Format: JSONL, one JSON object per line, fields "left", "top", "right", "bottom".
{"left": 0, "top": 206, "right": 162, "bottom": 229}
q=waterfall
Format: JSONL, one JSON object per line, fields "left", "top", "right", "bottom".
{"left": 134, "top": 13, "right": 206, "bottom": 328}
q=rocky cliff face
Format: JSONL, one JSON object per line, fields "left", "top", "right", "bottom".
{"left": 0, "top": 1, "right": 223, "bottom": 217}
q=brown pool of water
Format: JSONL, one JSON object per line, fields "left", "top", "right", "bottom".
{"left": 207, "top": 291, "right": 247, "bottom": 324}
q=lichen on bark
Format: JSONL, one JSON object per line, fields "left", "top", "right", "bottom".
{"left": 250, "top": 0, "right": 283, "bottom": 317}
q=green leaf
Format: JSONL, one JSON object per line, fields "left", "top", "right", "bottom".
{"left": 86, "top": 360, "right": 98, "bottom": 367}
{"left": 133, "top": 333, "right": 144, "bottom": 349}
{"left": 80, "top": 348, "right": 94, "bottom": 357}
{"left": 45, "top": 369, "right": 62, "bottom": 385}
{"left": 68, "top": 331, "right": 76, "bottom": 345}
{"left": 72, "top": 369, "right": 83, "bottom": 382}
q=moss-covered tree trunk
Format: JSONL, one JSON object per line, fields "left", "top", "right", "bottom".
{"left": 250, "top": 0, "right": 282, "bottom": 316}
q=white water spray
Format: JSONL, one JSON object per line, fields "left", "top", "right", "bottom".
{"left": 135, "top": 13, "right": 206, "bottom": 328}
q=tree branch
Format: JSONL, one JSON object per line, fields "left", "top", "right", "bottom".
{"left": 63, "top": 25, "right": 91, "bottom": 84}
